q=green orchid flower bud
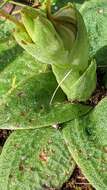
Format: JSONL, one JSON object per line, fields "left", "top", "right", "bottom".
{"left": 13, "top": 6, "right": 68, "bottom": 65}
{"left": 0, "top": 1, "right": 96, "bottom": 102}
{"left": 13, "top": 3, "right": 89, "bottom": 69}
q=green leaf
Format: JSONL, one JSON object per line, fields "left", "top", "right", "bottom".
{"left": 0, "top": 44, "right": 45, "bottom": 97}
{"left": 0, "top": 19, "right": 13, "bottom": 42}
{"left": 0, "top": 127, "right": 75, "bottom": 190}
{"left": 80, "top": 0, "right": 107, "bottom": 91}
{"left": 62, "top": 97, "right": 107, "bottom": 190}
{"left": 0, "top": 18, "right": 46, "bottom": 97}
{"left": 80, "top": 0, "right": 107, "bottom": 66}
{"left": 0, "top": 71, "right": 91, "bottom": 129}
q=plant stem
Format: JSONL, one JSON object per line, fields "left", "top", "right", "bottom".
{"left": 9, "top": 0, "right": 26, "bottom": 7}
{"left": 46, "top": 0, "right": 52, "bottom": 19}
{"left": 0, "top": 9, "right": 23, "bottom": 28}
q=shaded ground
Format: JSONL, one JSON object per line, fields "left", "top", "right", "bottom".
{"left": 62, "top": 167, "right": 94, "bottom": 190}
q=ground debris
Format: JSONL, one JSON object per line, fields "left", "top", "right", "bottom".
{"left": 61, "top": 167, "right": 95, "bottom": 190}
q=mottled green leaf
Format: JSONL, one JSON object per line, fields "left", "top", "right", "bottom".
{"left": 0, "top": 71, "right": 91, "bottom": 129}
{"left": 80, "top": 0, "right": 107, "bottom": 91}
{"left": 0, "top": 18, "right": 13, "bottom": 42}
{"left": 63, "top": 97, "right": 107, "bottom": 190}
{"left": 0, "top": 19, "right": 45, "bottom": 97}
{"left": 80, "top": 0, "right": 107, "bottom": 66}
{"left": 0, "top": 127, "right": 75, "bottom": 190}
{"left": 0, "top": 45, "right": 45, "bottom": 97}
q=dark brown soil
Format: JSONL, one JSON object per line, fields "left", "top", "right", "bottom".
{"left": 0, "top": 130, "right": 11, "bottom": 146}
{"left": 62, "top": 167, "right": 94, "bottom": 190}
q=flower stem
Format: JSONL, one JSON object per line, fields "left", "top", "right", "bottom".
{"left": 46, "top": 0, "right": 52, "bottom": 18}
{"left": 0, "top": 9, "right": 23, "bottom": 28}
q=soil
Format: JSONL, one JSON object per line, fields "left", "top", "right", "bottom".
{"left": 62, "top": 167, "right": 94, "bottom": 190}
{"left": 0, "top": 1, "right": 107, "bottom": 190}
